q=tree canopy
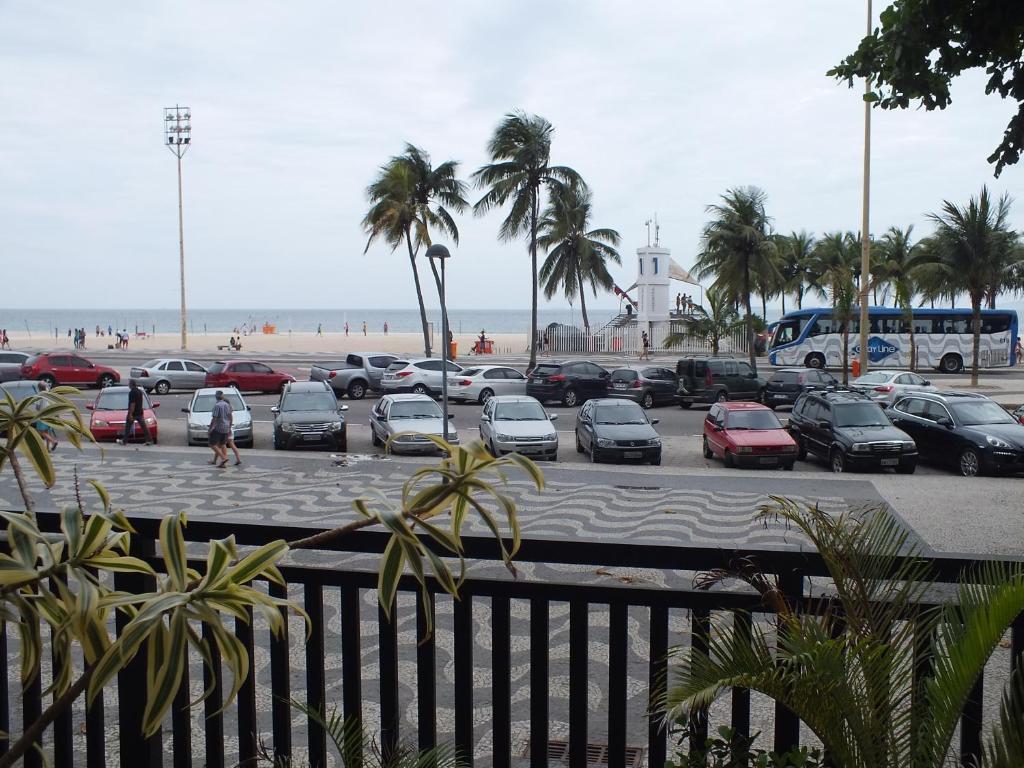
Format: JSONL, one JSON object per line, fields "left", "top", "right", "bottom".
{"left": 829, "top": 1, "right": 1024, "bottom": 176}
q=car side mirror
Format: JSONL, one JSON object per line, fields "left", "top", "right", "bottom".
{"left": 650, "top": 418, "right": 660, "bottom": 425}
{"left": 246, "top": 405, "right": 252, "bottom": 411}
{"left": 600, "top": 371, "right": 609, "bottom": 378}
{"left": 922, "top": 380, "right": 931, "bottom": 386}
{"left": 181, "top": 407, "right": 189, "bottom": 413}
{"left": 85, "top": 404, "right": 94, "bottom": 410}
{"left": 712, "top": 424, "right": 723, "bottom": 432}
{"left": 936, "top": 416, "right": 953, "bottom": 428}
{"left": 818, "top": 419, "right": 831, "bottom": 429}
{"left": 448, "top": 414, "right": 455, "bottom": 420}
{"left": 339, "top": 404, "right": 349, "bottom": 412}
{"left": 548, "top": 413, "right": 558, "bottom": 421}
{"left": 270, "top": 406, "right": 280, "bottom": 414}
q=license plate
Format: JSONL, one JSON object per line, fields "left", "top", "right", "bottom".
{"left": 623, "top": 450, "right": 642, "bottom": 458}
{"left": 772, "top": 393, "right": 787, "bottom": 399}
{"left": 303, "top": 433, "right": 322, "bottom": 441}
{"left": 759, "top": 457, "right": 778, "bottom": 464}
{"left": 880, "top": 457, "right": 898, "bottom": 467}
{"left": 612, "top": 383, "right": 627, "bottom": 389}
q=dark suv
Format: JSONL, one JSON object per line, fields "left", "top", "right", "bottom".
{"left": 607, "top": 366, "right": 678, "bottom": 408}
{"left": 675, "top": 357, "right": 764, "bottom": 408}
{"left": 526, "top": 360, "right": 610, "bottom": 407}
{"left": 787, "top": 390, "right": 917, "bottom": 474}
{"left": 271, "top": 381, "right": 349, "bottom": 451}
{"left": 762, "top": 368, "right": 837, "bottom": 409}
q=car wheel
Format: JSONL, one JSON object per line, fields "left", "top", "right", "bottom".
{"left": 575, "top": 432, "right": 584, "bottom": 453}
{"left": 805, "top": 353, "right": 826, "bottom": 370}
{"left": 371, "top": 429, "right": 382, "bottom": 447}
{"left": 830, "top": 449, "right": 846, "bottom": 474}
{"left": 550, "top": 452, "right": 558, "bottom": 462}
{"left": 702, "top": 436, "right": 713, "bottom": 459}
{"left": 337, "top": 434, "right": 348, "bottom": 452}
{"left": 479, "top": 388, "right": 494, "bottom": 405}
{"left": 650, "top": 454, "right": 661, "bottom": 466}
{"left": 783, "top": 462, "right": 795, "bottom": 471}
{"left": 723, "top": 450, "right": 735, "bottom": 468}
{"left": 98, "top": 374, "right": 116, "bottom": 388}
{"left": 562, "top": 388, "right": 578, "bottom": 407}
{"left": 154, "top": 380, "right": 171, "bottom": 395}
{"left": 796, "top": 437, "right": 807, "bottom": 461}
{"left": 347, "top": 380, "right": 367, "bottom": 400}
{"left": 39, "top": 374, "right": 56, "bottom": 388}
{"left": 940, "top": 353, "right": 963, "bottom": 374}
{"left": 641, "top": 391, "right": 655, "bottom": 409}
{"left": 895, "top": 463, "right": 916, "bottom": 475}
{"left": 958, "top": 448, "right": 981, "bottom": 477}
{"left": 590, "top": 446, "right": 600, "bottom": 463}
{"left": 489, "top": 440, "right": 500, "bottom": 457}
{"left": 412, "top": 384, "right": 428, "bottom": 395}
{"left": 273, "top": 437, "right": 284, "bottom": 450}
{"left": 715, "top": 390, "right": 727, "bottom": 403}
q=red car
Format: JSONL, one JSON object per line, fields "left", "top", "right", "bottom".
{"left": 204, "top": 360, "right": 295, "bottom": 394}
{"left": 86, "top": 386, "right": 160, "bottom": 442}
{"left": 702, "top": 401, "right": 797, "bottom": 470}
{"left": 21, "top": 353, "right": 120, "bottom": 389}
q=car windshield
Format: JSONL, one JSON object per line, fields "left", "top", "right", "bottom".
{"left": 951, "top": 401, "right": 1016, "bottom": 426}
{"left": 833, "top": 403, "right": 890, "bottom": 427}
{"left": 594, "top": 405, "right": 647, "bottom": 425}
{"left": 390, "top": 402, "right": 441, "bottom": 419}
{"left": 726, "top": 410, "right": 783, "bottom": 430}
{"left": 0, "top": 383, "right": 39, "bottom": 402}
{"left": 386, "top": 362, "right": 409, "bottom": 373}
{"left": 192, "top": 393, "right": 245, "bottom": 412}
{"left": 96, "top": 391, "right": 150, "bottom": 410}
{"left": 494, "top": 402, "right": 547, "bottom": 421}
{"left": 282, "top": 393, "right": 337, "bottom": 412}
{"left": 854, "top": 372, "right": 892, "bottom": 384}
{"left": 141, "top": 359, "right": 162, "bottom": 369}
{"left": 532, "top": 365, "right": 561, "bottom": 377}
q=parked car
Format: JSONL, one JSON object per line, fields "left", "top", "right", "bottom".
{"left": 702, "top": 402, "right": 798, "bottom": 469}
{"left": 849, "top": 369, "right": 935, "bottom": 405}
{"left": 380, "top": 359, "right": 463, "bottom": 396}
{"left": 787, "top": 390, "right": 917, "bottom": 474}
{"left": 448, "top": 365, "right": 527, "bottom": 404}
{"left": 674, "top": 356, "right": 764, "bottom": 408}
{"left": 272, "top": 381, "right": 349, "bottom": 451}
{"left": 607, "top": 366, "right": 678, "bottom": 408}
{"left": 20, "top": 353, "right": 120, "bottom": 389}
{"left": 887, "top": 391, "right": 1024, "bottom": 477}
{"left": 369, "top": 394, "right": 459, "bottom": 454}
{"left": 761, "top": 367, "right": 837, "bottom": 409}
{"left": 203, "top": 360, "right": 295, "bottom": 394}
{"left": 182, "top": 387, "right": 253, "bottom": 448}
{"left": 479, "top": 395, "right": 558, "bottom": 460}
{"left": 526, "top": 360, "right": 610, "bottom": 407}
{"left": 310, "top": 352, "right": 399, "bottom": 399}
{"left": 130, "top": 358, "right": 208, "bottom": 394}
{"left": 574, "top": 398, "right": 661, "bottom": 465}
{"left": 86, "top": 386, "right": 159, "bottom": 443}
{"left": 0, "top": 352, "right": 31, "bottom": 383}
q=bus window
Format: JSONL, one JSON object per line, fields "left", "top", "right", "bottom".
{"left": 808, "top": 316, "right": 839, "bottom": 337}
{"left": 771, "top": 318, "right": 802, "bottom": 347}
{"left": 879, "top": 316, "right": 900, "bottom": 334}
{"left": 987, "top": 313, "right": 1011, "bottom": 333}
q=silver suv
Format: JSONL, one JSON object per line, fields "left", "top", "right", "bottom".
{"left": 380, "top": 358, "right": 464, "bottom": 396}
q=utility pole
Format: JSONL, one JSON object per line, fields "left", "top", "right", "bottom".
{"left": 164, "top": 106, "right": 191, "bottom": 351}
{"left": 858, "top": 2, "right": 872, "bottom": 375}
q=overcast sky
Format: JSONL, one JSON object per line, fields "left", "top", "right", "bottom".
{"left": 2, "top": 1, "right": 1019, "bottom": 311}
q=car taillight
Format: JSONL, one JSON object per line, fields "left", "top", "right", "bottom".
{"left": 139, "top": 370, "right": 149, "bottom": 377}
{"left": 457, "top": 379, "right": 472, "bottom": 386}
{"left": 632, "top": 380, "right": 642, "bottom": 388}
{"left": 328, "top": 371, "right": 336, "bottom": 379}
{"left": 548, "top": 374, "right": 566, "bottom": 382}
{"left": 396, "top": 371, "right": 413, "bottom": 378}
{"left": 873, "top": 385, "right": 893, "bottom": 392}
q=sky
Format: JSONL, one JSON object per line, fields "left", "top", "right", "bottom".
{"left": 1, "top": 1, "right": 1020, "bottom": 312}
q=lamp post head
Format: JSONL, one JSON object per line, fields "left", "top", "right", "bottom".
{"left": 425, "top": 244, "right": 451, "bottom": 260}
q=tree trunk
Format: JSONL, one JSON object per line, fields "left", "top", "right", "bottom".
{"left": 781, "top": 292, "right": 786, "bottom": 315}
{"left": 405, "top": 229, "right": 432, "bottom": 358}
{"left": 796, "top": 287, "right": 802, "bottom": 310}
{"left": 971, "top": 295, "right": 982, "bottom": 387}
{"left": 842, "top": 328, "right": 850, "bottom": 385}
{"left": 909, "top": 325, "right": 916, "bottom": 372}
{"left": 576, "top": 263, "right": 591, "bottom": 335}
{"left": 761, "top": 293, "right": 767, "bottom": 321}
{"left": 743, "top": 261, "right": 757, "bottom": 372}
{"left": 528, "top": 188, "right": 539, "bottom": 371}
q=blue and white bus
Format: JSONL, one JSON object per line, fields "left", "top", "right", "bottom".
{"left": 768, "top": 306, "right": 1019, "bottom": 373}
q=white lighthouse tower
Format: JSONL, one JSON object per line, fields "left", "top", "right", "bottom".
{"left": 635, "top": 217, "right": 671, "bottom": 324}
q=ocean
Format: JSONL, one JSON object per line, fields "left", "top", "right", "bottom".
{"left": 0, "top": 308, "right": 623, "bottom": 337}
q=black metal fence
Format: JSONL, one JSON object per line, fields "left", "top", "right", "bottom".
{"left": 6, "top": 512, "right": 1024, "bottom": 768}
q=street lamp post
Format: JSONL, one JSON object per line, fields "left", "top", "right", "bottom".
{"left": 426, "top": 244, "right": 452, "bottom": 442}
{"left": 164, "top": 106, "right": 192, "bottom": 351}
{"left": 858, "top": 2, "right": 872, "bottom": 375}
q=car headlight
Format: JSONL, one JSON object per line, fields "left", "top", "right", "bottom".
{"left": 597, "top": 437, "right": 615, "bottom": 448}
{"left": 647, "top": 437, "right": 661, "bottom": 446}
{"left": 781, "top": 444, "right": 798, "bottom": 453}
{"left": 986, "top": 435, "right": 1012, "bottom": 449}
{"left": 496, "top": 433, "right": 513, "bottom": 442}
{"left": 93, "top": 419, "right": 109, "bottom": 427}
{"left": 329, "top": 421, "right": 343, "bottom": 431}
{"left": 281, "top": 423, "right": 295, "bottom": 433}
{"left": 852, "top": 443, "right": 870, "bottom": 452}
{"left": 144, "top": 418, "right": 156, "bottom": 426}
{"left": 901, "top": 441, "right": 916, "bottom": 451}
{"left": 448, "top": 433, "right": 460, "bottom": 443}
{"left": 544, "top": 433, "right": 557, "bottom": 441}
{"left": 737, "top": 446, "right": 752, "bottom": 454}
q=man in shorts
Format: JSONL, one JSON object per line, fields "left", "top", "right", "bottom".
{"left": 208, "top": 390, "right": 233, "bottom": 468}
{"left": 118, "top": 379, "right": 152, "bottom": 445}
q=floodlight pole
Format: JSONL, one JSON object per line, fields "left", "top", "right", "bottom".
{"left": 164, "top": 105, "right": 192, "bottom": 351}
{"left": 858, "top": 1, "right": 872, "bottom": 375}
{"left": 427, "top": 244, "right": 452, "bottom": 442}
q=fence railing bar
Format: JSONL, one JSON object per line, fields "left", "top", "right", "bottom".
{"left": 379, "top": 599, "right": 400, "bottom": 761}
{"left": 416, "top": 591, "right": 437, "bottom": 754}
{"left": 202, "top": 620, "right": 225, "bottom": 768}
{"left": 51, "top": 623, "right": 72, "bottom": 768}
{"left": 689, "top": 608, "right": 711, "bottom": 753}
{"left": 85, "top": 672, "right": 105, "bottom": 768}
{"left": 268, "top": 581, "right": 292, "bottom": 762}
{"left": 647, "top": 604, "right": 669, "bottom": 768}
{"left": 1012, "top": 612, "right": 1024, "bottom": 672}
{"left": 774, "top": 571, "right": 803, "bottom": 755}
{"left": 304, "top": 583, "right": 326, "bottom": 768}
{"left": 730, "top": 611, "right": 752, "bottom": 744}
{"left": 21, "top": 664, "right": 41, "bottom": 768}
{"left": 569, "top": 599, "right": 588, "bottom": 768}
{"left": 236, "top": 608, "right": 258, "bottom": 765}
{"left": 608, "top": 600, "right": 629, "bottom": 768}
{"left": 171, "top": 659, "right": 192, "bottom": 768}
{"left": 454, "top": 595, "right": 474, "bottom": 767}
{"left": 0, "top": 623, "right": 6, "bottom": 759}
{"left": 529, "top": 598, "right": 550, "bottom": 767}
{"left": 491, "top": 596, "right": 512, "bottom": 768}
{"left": 960, "top": 675, "right": 984, "bottom": 766}
{"left": 340, "top": 588, "right": 362, "bottom": 727}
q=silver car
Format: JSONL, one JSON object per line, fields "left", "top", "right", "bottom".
{"left": 369, "top": 394, "right": 459, "bottom": 454}
{"left": 0, "top": 352, "right": 30, "bottom": 383}
{"left": 380, "top": 358, "right": 463, "bottom": 396}
{"left": 447, "top": 365, "right": 527, "bottom": 404}
{"left": 849, "top": 370, "right": 935, "bottom": 405}
{"left": 479, "top": 395, "right": 558, "bottom": 460}
{"left": 131, "top": 358, "right": 208, "bottom": 394}
{"left": 182, "top": 386, "right": 254, "bottom": 447}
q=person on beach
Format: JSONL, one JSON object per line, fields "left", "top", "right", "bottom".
{"left": 1, "top": 330, "right": 9, "bottom": 350}
{"left": 362, "top": 322, "right": 367, "bottom": 336}
{"left": 208, "top": 390, "right": 233, "bottom": 468}
{"left": 1016, "top": 338, "right": 1023, "bottom": 365}
{"left": 317, "top": 323, "right": 323, "bottom": 336}
{"left": 542, "top": 332, "right": 549, "bottom": 356}
{"left": 118, "top": 379, "right": 152, "bottom": 446}
{"left": 121, "top": 330, "right": 128, "bottom": 349}
{"left": 344, "top": 322, "right": 349, "bottom": 336}
{"left": 640, "top": 330, "right": 650, "bottom": 360}
{"left": 383, "top": 321, "right": 388, "bottom": 335}
{"left": 107, "top": 324, "right": 112, "bottom": 337}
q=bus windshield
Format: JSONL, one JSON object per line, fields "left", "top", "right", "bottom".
{"left": 770, "top": 317, "right": 803, "bottom": 349}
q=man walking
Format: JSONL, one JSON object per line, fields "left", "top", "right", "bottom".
{"left": 208, "top": 390, "right": 233, "bottom": 468}
{"left": 118, "top": 379, "right": 152, "bottom": 445}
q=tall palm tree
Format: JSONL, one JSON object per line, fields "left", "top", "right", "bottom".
{"left": 808, "top": 232, "right": 860, "bottom": 381}
{"left": 473, "top": 111, "right": 582, "bottom": 370}
{"left": 693, "top": 187, "right": 775, "bottom": 371}
{"left": 773, "top": 231, "right": 816, "bottom": 312}
{"left": 876, "top": 226, "right": 928, "bottom": 370}
{"left": 536, "top": 183, "right": 621, "bottom": 333}
{"left": 663, "top": 285, "right": 743, "bottom": 355}
{"left": 919, "top": 187, "right": 1021, "bottom": 385}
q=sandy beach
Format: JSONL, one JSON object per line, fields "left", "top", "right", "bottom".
{"left": 4, "top": 330, "right": 530, "bottom": 358}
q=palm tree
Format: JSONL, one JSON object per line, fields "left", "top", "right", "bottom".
{"left": 660, "top": 498, "right": 1024, "bottom": 768}
{"left": 473, "top": 112, "right": 583, "bottom": 370}
{"left": 876, "top": 226, "right": 928, "bottom": 370}
{"left": 807, "top": 233, "right": 860, "bottom": 381}
{"left": 693, "top": 187, "right": 775, "bottom": 372}
{"left": 663, "top": 285, "right": 743, "bottom": 355}
{"left": 773, "top": 231, "right": 816, "bottom": 312}
{"left": 536, "top": 183, "right": 621, "bottom": 333}
{"left": 919, "top": 187, "right": 1021, "bottom": 385}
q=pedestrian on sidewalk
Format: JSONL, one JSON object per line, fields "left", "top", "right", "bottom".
{"left": 118, "top": 379, "right": 152, "bottom": 445}
{"left": 207, "top": 390, "right": 233, "bottom": 468}
{"left": 640, "top": 330, "right": 650, "bottom": 360}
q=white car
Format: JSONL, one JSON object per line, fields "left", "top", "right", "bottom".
{"left": 380, "top": 358, "right": 463, "bottom": 396}
{"left": 130, "top": 358, "right": 208, "bottom": 394}
{"left": 849, "top": 370, "right": 936, "bottom": 404}
{"left": 182, "top": 386, "right": 254, "bottom": 447}
{"left": 479, "top": 395, "right": 558, "bottom": 460}
{"left": 369, "top": 393, "right": 459, "bottom": 454}
{"left": 448, "top": 365, "right": 527, "bottom": 404}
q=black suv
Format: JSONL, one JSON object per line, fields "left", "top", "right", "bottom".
{"left": 762, "top": 367, "right": 837, "bottom": 409}
{"left": 787, "top": 390, "right": 917, "bottom": 473}
{"left": 271, "top": 381, "right": 349, "bottom": 451}
{"left": 526, "top": 360, "right": 610, "bottom": 407}
{"left": 675, "top": 357, "right": 764, "bottom": 408}
{"left": 886, "top": 391, "right": 1024, "bottom": 477}
{"left": 607, "top": 366, "right": 678, "bottom": 408}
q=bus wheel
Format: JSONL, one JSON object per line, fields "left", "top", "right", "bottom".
{"left": 805, "top": 353, "right": 825, "bottom": 370}
{"left": 939, "top": 353, "right": 963, "bottom": 374}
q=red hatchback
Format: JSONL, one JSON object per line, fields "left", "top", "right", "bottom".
{"left": 204, "top": 360, "right": 295, "bottom": 394}
{"left": 703, "top": 401, "right": 798, "bottom": 470}
{"left": 86, "top": 386, "right": 160, "bottom": 442}
{"left": 21, "top": 353, "right": 120, "bottom": 389}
